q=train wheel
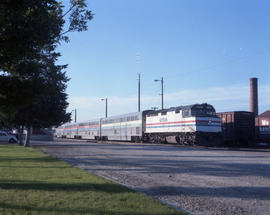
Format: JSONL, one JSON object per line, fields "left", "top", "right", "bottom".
{"left": 135, "top": 137, "right": 141, "bottom": 143}
{"left": 160, "top": 136, "right": 167, "bottom": 144}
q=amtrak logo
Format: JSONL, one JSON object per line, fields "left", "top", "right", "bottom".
{"left": 160, "top": 117, "right": 168, "bottom": 122}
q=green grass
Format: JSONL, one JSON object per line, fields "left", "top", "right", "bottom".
{"left": 0, "top": 144, "right": 185, "bottom": 215}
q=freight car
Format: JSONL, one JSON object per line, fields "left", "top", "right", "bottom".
{"left": 217, "top": 111, "right": 255, "bottom": 145}
{"left": 55, "top": 103, "right": 222, "bottom": 146}
{"left": 255, "top": 111, "right": 270, "bottom": 143}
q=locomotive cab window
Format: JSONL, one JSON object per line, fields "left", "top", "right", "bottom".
{"left": 191, "top": 105, "right": 216, "bottom": 117}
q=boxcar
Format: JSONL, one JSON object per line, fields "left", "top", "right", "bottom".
{"left": 217, "top": 111, "right": 255, "bottom": 145}
{"left": 255, "top": 116, "right": 270, "bottom": 142}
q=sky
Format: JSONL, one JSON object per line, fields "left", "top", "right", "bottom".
{"left": 57, "top": 0, "right": 270, "bottom": 122}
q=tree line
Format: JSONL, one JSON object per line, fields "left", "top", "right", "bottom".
{"left": 0, "top": 0, "right": 93, "bottom": 146}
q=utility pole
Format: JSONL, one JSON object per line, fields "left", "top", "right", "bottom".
{"left": 154, "top": 77, "right": 164, "bottom": 110}
{"left": 136, "top": 53, "right": 141, "bottom": 112}
{"left": 138, "top": 73, "right": 140, "bottom": 112}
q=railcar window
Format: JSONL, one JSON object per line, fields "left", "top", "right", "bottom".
{"left": 161, "top": 112, "right": 167, "bottom": 115}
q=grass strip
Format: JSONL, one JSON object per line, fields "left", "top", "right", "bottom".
{"left": 0, "top": 144, "right": 185, "bottom": 215}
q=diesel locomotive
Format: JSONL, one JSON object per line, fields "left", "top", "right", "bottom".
{"left": 55, "top": 103, "right": 222, "bottom": 146}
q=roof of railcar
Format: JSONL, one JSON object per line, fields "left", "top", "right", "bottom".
{"left": 57, "top": 111, "right": 153, "bottom": 128}
{"left": 146, "top": 103, "right": 214, "bottom": 115}
{"left": 57, "top": 118, "right": 100, "bottom": 128}
{"left": 100, "top": 111, "right": 144, "bottom": 121}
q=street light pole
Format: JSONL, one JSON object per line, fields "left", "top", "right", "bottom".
{"left": 72, "top": 109, "right": 77, "bottom": 123}
{"left": 154, "top": 77, "right": 164, "bottom": 110}
{"left": 161, "top": 77, "right": 164, "bottom": 110}
{"left": 105, "top": 98, "right": 107, "bottom": 118}
{"left": 101, "top": 98, "right": 108, "bottom": 118}
{"left": 136, "top": 53, "right": 141, "bottom": 112}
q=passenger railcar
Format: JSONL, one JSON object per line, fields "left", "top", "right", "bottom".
{"left": 55, "top": 124, "right": 77, "bottom": 138}
{"left": 76, "top": 119, "right": 100, "bottom": 140}
{"left": 55, "top": 119, "right": 100, "bottom": 140}
{"left": 55, "top": 125, "right": 65, "bottom": 138}
{"left": 100, "top": 111, "right": 149, "bottom": 141}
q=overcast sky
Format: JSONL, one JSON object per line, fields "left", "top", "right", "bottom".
{"left": 57, "top": 0, "right": 270, "bottom": 122}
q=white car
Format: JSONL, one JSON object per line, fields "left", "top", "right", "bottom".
{"left": 0, "top": 131, "right": 18, "bottom": 143}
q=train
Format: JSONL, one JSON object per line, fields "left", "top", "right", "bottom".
{"left": 55, "top": 103, "right": 222, "bottom": 146}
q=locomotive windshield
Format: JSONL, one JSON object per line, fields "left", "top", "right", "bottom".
{"left": 190, "top": 104, "right": 216, "bottom": 117}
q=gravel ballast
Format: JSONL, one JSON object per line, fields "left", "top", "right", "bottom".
{"left": 35, "top": 140, "right": 270, "bottom": 215}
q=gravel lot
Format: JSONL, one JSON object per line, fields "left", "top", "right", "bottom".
{"left": 35, "top": 140, "right": 270, "bottom": 215}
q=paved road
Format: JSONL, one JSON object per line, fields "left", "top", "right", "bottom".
{"left": 34, "top": 140, "right": 270, "bottom": 215}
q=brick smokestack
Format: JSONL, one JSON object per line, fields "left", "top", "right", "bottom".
{"left": 250, "top": 77, "right": 258, "bottom": 116}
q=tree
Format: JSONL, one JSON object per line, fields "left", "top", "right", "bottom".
{"left": 0, "top": 51, "right": 71, "bottom": 146}
{"left": 0, "top": 0, "right": 93, "bottom": 72}
{"left": 15, "top": 53, "right": 71, "bottom": 146}
{"left": 0, "top": 0, "right": 93, "bottom": 145}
